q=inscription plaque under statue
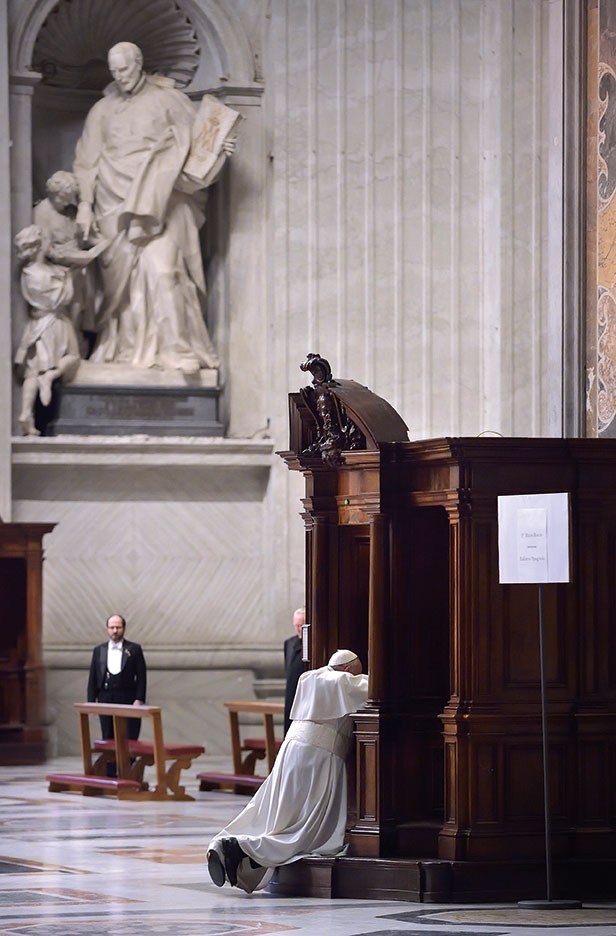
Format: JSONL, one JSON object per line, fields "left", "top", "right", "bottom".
{"left": 44, "top": 381, "right": 223, "bottom": 437}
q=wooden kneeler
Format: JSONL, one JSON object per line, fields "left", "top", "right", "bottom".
{"left": 46, "top": 703, "right": 204, "bottom": 800}
{"left": 197, "top": 700, "right": 283, "bottom": 794}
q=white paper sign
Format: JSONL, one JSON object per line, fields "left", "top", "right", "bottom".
{"left": 516, "top": 507, "right": 547, "bottom": 581}
{"left": 498, "top": 493, "right": 570, "bottom": 584}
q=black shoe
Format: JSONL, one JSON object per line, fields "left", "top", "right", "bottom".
{"left": 222, "top": 837, "right": 245, "bottom": 887}
{"left": 207, "top": 849, "right": 226, "bottom": 887}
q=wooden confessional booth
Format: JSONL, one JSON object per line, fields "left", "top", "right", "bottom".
{"left": 0, "top": 523, "right": 54, "bottom": 764}
{"left": 275, "top": 354, "right": 616, "bottom": 902}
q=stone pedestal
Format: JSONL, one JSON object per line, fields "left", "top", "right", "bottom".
{"left": 44, "top": 384, "right": 223, "bottom": 437}
{"left": 41, "top": 362, "right": 223, "bottom": 437}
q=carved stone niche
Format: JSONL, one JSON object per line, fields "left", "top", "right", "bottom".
{"left": 10, "top": 0, "right": 263, "bottom": 436}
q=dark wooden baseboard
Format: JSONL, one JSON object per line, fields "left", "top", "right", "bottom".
{"left": 268, "top": 855, "right": 616, "bottom": 902}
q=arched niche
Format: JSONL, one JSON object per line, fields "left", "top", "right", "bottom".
{"left": 9, "top": 0, "right": 263, "bottom": 431}
{"left": 10, "top": 0, "right": 259, "bottom": 191}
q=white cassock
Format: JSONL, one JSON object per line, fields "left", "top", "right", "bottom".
{"left": 207, "top": 665, "right": 368, "bottom": 891}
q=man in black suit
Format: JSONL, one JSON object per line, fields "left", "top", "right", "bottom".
{"left": 87, "top": 613, "right": 147, "bottom": 741}
{"left": 283, "top": 607, "right": 305, "bottom": 735}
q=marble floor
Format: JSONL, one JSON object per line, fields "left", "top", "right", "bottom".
{"left": 0, "top": 756, "right": 615, "bottom": 936}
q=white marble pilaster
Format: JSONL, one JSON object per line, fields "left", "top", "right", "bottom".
{"left": 0, "top": 3, "right": 11, "bottom": 519}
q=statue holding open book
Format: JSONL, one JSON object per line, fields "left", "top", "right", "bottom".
{"left": 73, "top": 41, "right": 242, "bottom": 376}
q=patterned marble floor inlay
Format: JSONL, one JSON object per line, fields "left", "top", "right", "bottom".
{"left": 427, "top": 908, "right": 616, "bottom": 926}
{"left": 0, "top": 889, "right": 138, "bottom": 907}
{"left": 0, "top": 921, "right": 295, "bottom": 936}
{"left": 99, "top": 845, "right": 205, "bottom": 862}
{"left": 366, "top": 931, "right": 505, "bottom": 936}
{"left": 0, "top": 861, "right": 45, "bottom": 875}
{"left": 1, "top": 756, "right": 616, "bottom": 936}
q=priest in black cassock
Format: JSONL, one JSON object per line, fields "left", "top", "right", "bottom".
{"left": 283, "top": 607, "right": 305, "bottom": 735}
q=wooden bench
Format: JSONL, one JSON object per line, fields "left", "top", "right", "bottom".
{"left": 197, "top": 700, "right": 283, "bottom": 794}
{"left": 46, "top": 703, "right": 204, "bottom": 801}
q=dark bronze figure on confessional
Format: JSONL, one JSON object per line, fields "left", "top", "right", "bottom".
{"left": 299, "top": 353, "right": 365, "bottom": 465}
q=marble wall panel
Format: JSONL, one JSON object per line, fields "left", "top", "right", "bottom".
{"left": 46, "top": 666, "right": 265, "bottom": 756}
{"left": 13, "top": 445, "right": 287, "bottom": 755}
{"left": 0, "top": 3, "right": 11, "bottom": 520}
{"left": 13, "top": 493, "right": 271, "bottom": 650}
{"left": 266, "top": 0, "right": 563, "bottom": 446}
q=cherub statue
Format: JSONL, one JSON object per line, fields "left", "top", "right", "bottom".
{"left": 34, "top": 170, "right": 99, "bottom": 346}
{"left": 33, "top": 170, "right": 80, "bottom": 258}
{"left": 13, "top": 225, "right": 81, "bottom": 435}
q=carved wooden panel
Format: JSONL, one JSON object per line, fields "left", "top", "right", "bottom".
{"left": 503, "top": 743, "right": 567, "bottom": 822}
{"left": 0, "top": 524, "right": 54, "bottom": 764}
{"left": 444, "top": 740, "right": 457, "bottom": 825}
{"left": 337, "top": 526, "right": 370, "bottom": 668}
{"left": 348, "top": 712, "right": 380, "bottom": 858}
{"left": 577, "top": 738, "right": 611, "bottom": 824}
{"left": 472, "top": 742, "right": 498, "bottom": 824}
{"left": 502, "top": 584, "right": 570, "bottom": 691}
{"left": 285, "top": 423, "right": 616, "bottom": 886}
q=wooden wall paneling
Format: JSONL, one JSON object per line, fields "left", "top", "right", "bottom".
{"left": 348, "top": 508, "right": 398, "bottom": 858}
{"left": 503, "top": 583, "right": 542, "bottom": 688}
{"left": 24, "top": 534, "right": 45, "bottom": 733}
{"left": 471, "top": 516, "right": 496, "bottom": 702}
{"left": 326, "top": 518, "right": 340, "bottom": 660}
{"left": 336, "top": 525, "right": 369, "bottom": 668}
{"left": 0, "top": 523, "right": 54, "bottom": 764}
{"left": 577, "top": 735, "right": 609, "bottom": 825}
{"left": 438, "top": 498, "right": 473, "bottom": 861}
{"left": 304, "top": 523, "right": 313, "bottom": 660}
{"left": 472, "top": 741, "right": 499, "bottom": 826}
{"left": 606, "top": 525, "right": 616, "bottom": 692}
{"left": 391, "top": 503, "right": 448, "bottom": 857}
{"left": 310, "top": 511, "right": 333, "bottom": 669}
{"left": 367, "top": 512, "right": 390, "bottom": 703}
{"left": 576, "top": 512, "right": 616, "bottom": 700}
{"left": 403, "top": 506, "right": 450, "bottom": 702}
{"left": 348, "top": 711, "right": 380, "bottom": 858}
{"left": 574, "top": 712, "right": 616, "bottom": 856}
{"left": 0, "top": 558, "right": 26, "bottom": 724}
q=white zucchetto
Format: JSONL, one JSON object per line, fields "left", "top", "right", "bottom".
{"left": 328, "top": 649, "right": 358, "bottom": 668}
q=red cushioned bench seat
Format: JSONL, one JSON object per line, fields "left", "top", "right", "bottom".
{"left": 94, "top": 739, "right": 205, "bottom": 757}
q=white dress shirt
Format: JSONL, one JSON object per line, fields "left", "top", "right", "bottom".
{"left": 107, "top": 639, "right": 123, "bottom": 675}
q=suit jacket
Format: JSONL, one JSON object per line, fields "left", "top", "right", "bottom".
{"left": 87, "top": 639, "right": 147, "bottom": 705}
{"left": 283, "top": 634, "right": 304, "bottom": 735}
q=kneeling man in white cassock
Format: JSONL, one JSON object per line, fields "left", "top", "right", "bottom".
{"left": 207, "top": 649, "right": 369, "bottom": 893}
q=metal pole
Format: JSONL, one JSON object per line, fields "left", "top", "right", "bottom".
{"left": 518, "top": 582, "right": 581, "bottom": 910}
{"left": 537, "top": 582, "right": 552, "bottom": 902}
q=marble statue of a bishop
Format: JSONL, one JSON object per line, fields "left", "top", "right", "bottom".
{"left": 73, "top": 41, "right": 239, "bottom": 376}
